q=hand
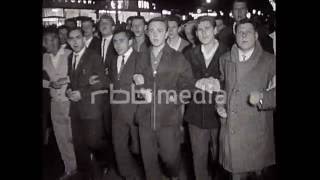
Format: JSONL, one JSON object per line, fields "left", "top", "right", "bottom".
{"left": 195, "top": 78, "right": 207, "bottom": 90}
{"left": 133, "top": 74, "right": 144, "bottom": 85}
{"left": 89, "top": 75, "right": 100, "bottom": 85}
{"left": 249, "top": 91, "right": 263, "bottom": 105}
{"left": 205, "top": 77, "right": 220, "bottom": 93}
{"left": 66, "top": 89, "right": 72, "bottom": 98}
{"left": 105, "top": 68, "right": 109, "bottom": 75}
{"left": 56, "top": 77, "right": 69, "bottom": 85}
{"left": 216, "top": 105, "right": 227, "bottom": 118}
{"left": 49, "top": 81, "right": 62, "bottom": 89}
{"left": 69, "top": 90, "right": 81, "bottom": 102}
{"left": 140, "top": 88, "right": 152, "bottom": 103}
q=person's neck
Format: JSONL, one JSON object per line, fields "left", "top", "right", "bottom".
{"left": 168, "top": 36, "right": 179, "bottom": 44}
{"left": 135, "top": 34, "right": 145, "bottom": 43}
{"left": 202, "top": 39, "right": 217, "bottom": 53}
{"left": 75, "top": 46, "right": 85, "bottom": 54}
{"left": 85, "top": 35, "right": 93, "bottom": 40}
{"left": 51, "top": 49, "right": 59, "bottom": 56}
{"left": 239, "top": 46, "right": 254, "bottom": 54}
{"left": 102, "top": 34, "right": 112, "bottom": 39}
{"left": 152, "top": 43, "right": 165, "bottom": 57}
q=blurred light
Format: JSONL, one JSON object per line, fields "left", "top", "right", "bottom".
{"left": 52, "top": 9, "right": 59, "bottom": 12}
{"left": 88, "top": 0, "right": 92, "bottom": 4}
{"left": 252, "top": 9, "right": 256, "bottom": 14}
{"left": 208, "top": 9, "right": 213, "bottom": 13}
{"left": 229, "top": 12, "right": 233, "bottom": 18}
{"left": 83, "top": 0, "right": 87, "bottom": 4}
{"left": 258, "top": 10, "right": 261, "bottom": 15}
{"left": 182, "top": 15, "right": 186, "bottom": 21}
{"left": 78, "top": 0, "right": 81, "bottom": 3}
{"left": 197, "top": 8, "right": 201, "bottom": 14}
{"left": 71, "top": 0, "right": 75, "bottom": 3}
{"left": 206, "top": 0, "right": 211, "bottom": 3}
{"left": 111, "top": 1, "right": 115, "bottom": 9}
{"left": 118, "top": 1, "right": 123, "bottom": 9}
{"left": 92, "top": 1, "right": 95, "bottom": 4}
{"left": 213, "top": 11, "right": 217, "bottom": 17}
{"left": 246, "top": 12, "right": 251, "bottom": 19}
{"left": 220, "top": 11, "right": 224, "bottom": 16}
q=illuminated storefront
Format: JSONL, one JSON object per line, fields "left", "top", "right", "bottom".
{"left": 42, "top": 0, "right": 160, "bottom": 27}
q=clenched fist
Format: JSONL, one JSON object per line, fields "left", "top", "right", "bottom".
{"left": 249, "top": 91, "right": 263, "bottom": 105}
{"left": 133, "top": 74, "right": 144, "bottom": 85}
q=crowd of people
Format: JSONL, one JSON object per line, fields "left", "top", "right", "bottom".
{"left": 42, "top": 0, "right": 276, "bottom": 180}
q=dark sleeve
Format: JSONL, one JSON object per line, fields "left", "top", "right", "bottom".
{"left": 79, "top": 54, "right": 108, "bottom": 99}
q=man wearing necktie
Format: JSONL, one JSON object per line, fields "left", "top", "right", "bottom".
{"left": 66, "top": 27, "right": 107, "bottom": 180}
{"left": 97, "top": 15, "right": 118, "bottom": 156}
{"left": 107, "top": 28, "right": 143, "bottom": 180}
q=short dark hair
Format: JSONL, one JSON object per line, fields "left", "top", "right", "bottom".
{"left": 131, "top": 16, "right": 146, "bottom": 25}
{"left": 235, "top": 18, "right": 257, "bottom": 32}
{"left": 195, "top": 16, "right": 216, "bottom": 29}
{"left": 67, "top": 27, "right": 84, "bottom": 37}
{"left": 58, "top": 25, "right": 68, "bottom": 32}
{"left": 232, "top": 0, "right": 248, "bottom": 8}
{"left": 167, "top": 15, "right": 182, "bottom": 26}
{"left": 113, "top": 28, "right": 134, "bottom": 40}
{"left": 99, "top": 14, "right": 115, "bottom": 26}
{"left": 81, "top": 17, "right": 94, "bottom": 25}
{"left": 148, "top": 16, "right": 168, "bottom": 30}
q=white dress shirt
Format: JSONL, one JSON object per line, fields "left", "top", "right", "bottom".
{"left": 167, "top": 37, "right": 181, "bottom": 51}
{"left": 201, "top": 39, "right": 219, "bottom": 68}
{"left": 85, "top": 36, "right": 93, "bottom": 48}
{"left": 117, "top": 47, "right": 133, "bottom": 73}
{"left": 238, "top": 48, "right": 254, "bottom": 62}
{"left": 72, "top": 47, "right": 86, "bottom": 70}
{"left": 50, "top": 48, "right": 64, "bottom": 69}
{"left": 101, "top": 35, "right": 113, "bottom": 62}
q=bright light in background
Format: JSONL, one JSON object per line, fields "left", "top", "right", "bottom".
{"left": 229, "top": 12, "right": 233, "bottom": 18}
{"left": 111, "top": 1, "right": 115, "bottom": 9}
{"left": 197, "top": 8, "right": 201, "bottom": 14}
{"left": 258, "top": 10, "right": 261, "bottom": 15}
{"left": 220, "top": 11, "right": 224, "bottom": 16}
{"left": 182, "top": 15, "right": 186, "bottom": 21}
{"left": 252, "top": 9, "right": 256, "bottom": 14}
{"left": 212, "top": 11, "right": 217, "bottom": 16}
{"left": 208, "top": 9, "right": 212, "bottom": 13}
{"left": 206, "top": 0, "right": 211, "bottom": 3}
{"left": 162, "top": 10, "right": 171, "bottom": 15}
{"left": 246, "top": 12, "right": 251, "bottom": 19}
{"left": 52, "top": 9, "right": 59, "bottom": 13}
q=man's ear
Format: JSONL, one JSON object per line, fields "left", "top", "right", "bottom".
{"left": 255, "top": 31, "right": 258, "bottom": 41}
{"left": 129, "top": 39, "right": 133, "bottom": 46}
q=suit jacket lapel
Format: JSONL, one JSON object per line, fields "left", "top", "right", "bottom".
{"left": 206, "top": 43, "right": 223, "bottom": 71}
{"left": 194, "top": 46, "right": 207, "bottom": 73}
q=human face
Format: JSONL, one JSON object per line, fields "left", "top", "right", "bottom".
{"left": 58, "top": 28, "right": 68, "bottom": 44}
{"left": 184, "top": 23, "right": 195, "bottom": 44}
{"left": 148, "top": 21, "right": 168, "bottom": 47}
{"left": 113, "top": 32, "right": 132, "bottom": 56}
{"left": 131, "top": 19, "right": 145, "bottom": 37}
{"left": 196, "top": 20, "right": 215, "bottom": 45}
{"left": 215, "top": 19, "right": 225, "bottom": 34}
{"left": 99, "top": 18, "right": 114, "bottom": 37}
{"left": 44, "top": 34, "right": 59, "bottom": 54}
{"left": 67, "top": 29, "right": 86, "bottom": 53}
{"left": 168, "top": 21, "right": 179, "bottom": 40}
{"left": 82, "top": 21, "right": 95, "bottom": 38}
{"left": 232, "top": 2, "right": 248, "bottom": 22}
{"left": 236, "top": 23, "right": 258, "bottom": 51}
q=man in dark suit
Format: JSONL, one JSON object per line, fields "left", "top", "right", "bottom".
{"left": 184, "top": 16, "right": 229, "bottom": 180}
{"left": 81, "top": 17, "right": 100, "bottom": 54}
{"left": 130, "top": 16, "right": 151, "bottom": 52}
{"left": 107, "top": 28, "right": 143, "bottom": 180}
{"left": 97, "top": 14, "right": 118, "bottom": 146}
{"left": 66, "top": 27, "right": 107, "bottom": 180}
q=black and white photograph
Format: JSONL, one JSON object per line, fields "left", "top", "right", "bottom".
{"left": 41, "top": 0, "right": 277, "bottom": 180}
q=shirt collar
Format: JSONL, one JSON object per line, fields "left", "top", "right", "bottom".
{"left": 119, "top": 47, "right": 133, "bottom": 59}
{"left": 201, "top": 39, "right": 219, "bottom": 59}
{"left": 73, "top": 46, "right": 86, "bottom": 58}
{"left": 102, "top": 35, "right": 113, "bottom": 41}
{"left": 238, "top": 47, "right": 255, "bottom": 62}
{"left": 167, "top": 37, "right": 181, "bottom": 51}
{"left": 85, "top": 36, "right": 93, "bottom": 47}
